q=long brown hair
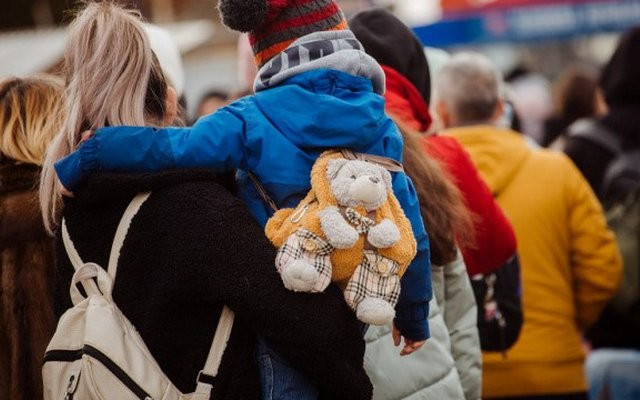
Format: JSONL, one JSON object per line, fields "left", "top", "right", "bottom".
{"left": 395, "top": 118, "right": 475, "bottom": 266}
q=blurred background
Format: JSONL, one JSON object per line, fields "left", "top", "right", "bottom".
{"left": 1, "top": 0, "right": 639, "bottom": 122}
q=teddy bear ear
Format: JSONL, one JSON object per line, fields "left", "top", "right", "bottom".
{"left": 381, "top": 168, "right": 393, "bottom": 189}
{"left": 327, "top": 159, "right": 349, "bottom": 180}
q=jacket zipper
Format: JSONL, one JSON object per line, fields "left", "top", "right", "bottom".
{"left": 44, "top": 346, "right": 152, "bottom": 400}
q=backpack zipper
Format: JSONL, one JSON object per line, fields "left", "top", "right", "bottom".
{"left": 64, "top": 372, "right": 80, "bottom": 400}
{"left": 44, "top": 346, "right": 153, "bottom": 399}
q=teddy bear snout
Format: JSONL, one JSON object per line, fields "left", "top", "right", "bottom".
{"left": 349, "top": 175, "right": 383, "bottom": 204}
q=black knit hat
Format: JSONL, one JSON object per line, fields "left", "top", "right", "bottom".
{"left": 601, "top": 27, "right": 640, "bottom": 107}
{"left": 349, "top": 9, "right": 431, "bottom": 106}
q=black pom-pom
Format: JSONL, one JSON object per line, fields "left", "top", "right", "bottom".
{"left": 218, "top": 0, "right": 268, "bottom": 32}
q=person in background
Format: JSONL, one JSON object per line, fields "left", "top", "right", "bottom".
{"left": 39, "top": 3, "right": 372, "bottom": 399}
{"left": 0, "top": 75, "right": 63, "bottom": 400}
{"left": 562, "top": 27, "right": 640, "bottom": 400}
{"left": 564, "top": 27, "right": 640, "bottom": 200}
{"left": 350, "top": 8, "right": 516, "bottom": 279}
{"left": 542, "top": 66, "right": 606, "bottom": 149}
{"left": 350, "top": 9, "right": 517, "bottom": 399}
{"left": 434, "top": 52, "right": 622, "bottom": 400}
{"left": 194, "top": 90, "right": 229, "bottom": 120}
{"left": 507, "top": 69, "right": 555, "bottom": 145}
{"left": 363, "top": 116, "right": 482, "bottom": 400}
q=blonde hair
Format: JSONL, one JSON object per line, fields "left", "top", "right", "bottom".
{"left": 0, "top": 75, "right": 64, "bottom": 165}
{"left": 40, "top": 1, "right": 169, "bottom": 233}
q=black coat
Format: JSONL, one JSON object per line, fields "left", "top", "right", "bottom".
{"left": 0, "top": 163, "right": 55, "bottom": 400}
{"left": 54, "top": 170, "right": 372, "bottom": 399}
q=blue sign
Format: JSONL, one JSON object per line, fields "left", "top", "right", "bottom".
{"left": 414, "top": 0, "right": 640, "bottom": 47}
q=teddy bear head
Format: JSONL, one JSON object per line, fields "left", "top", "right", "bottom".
{"left": 327, "top": 159, "right": 393, "bottom": 211}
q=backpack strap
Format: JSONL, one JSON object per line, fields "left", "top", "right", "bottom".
{"left": 248, "top": 172, "right": 278, "bottom": 213}
{"left": 61, "top": 221, "right": 85, "bottom": 271}
{"left": 107, "top": 192, "right": 151, "bottom": 280}
{"left": 568, "top": 119, "right": 622, "bottom": 155}
{"left": 194, "top": 305, "right": 235, "bottom": 398}
{"left": 61, "top": 192, "right": 151, "bottom": 280}
{"left": 340, "top": 149, "right": 405, "bottom": 173}
{"left": 248, "top": 150, "right": 405, "bottom": 213}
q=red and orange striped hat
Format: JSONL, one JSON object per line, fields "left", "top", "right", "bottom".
{"left": 218, "top": 0, "right": 348, "bottom": 67}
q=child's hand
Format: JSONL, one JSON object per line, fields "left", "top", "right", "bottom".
{"left": 392, "top": 323, "right": 426, "bottom": 356}
{"left": 60, "top": 183, "right": 74, "bottom": 198}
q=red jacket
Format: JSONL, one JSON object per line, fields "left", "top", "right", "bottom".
{"left": 383, "top": 65, "right": 516, "bottom": 275}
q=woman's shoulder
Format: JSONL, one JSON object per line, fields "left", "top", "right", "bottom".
{"left": 151, "top": 175, "right": 242, "bottom": 209}
{"left": 139, "top": 174, "right": 255, "bottom": 231}
{"left": 67, "top": 170, "right": 255, "bottom": 247}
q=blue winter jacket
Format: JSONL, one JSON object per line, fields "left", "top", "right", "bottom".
{"left": 56, "top": 69, "right": 432, "bottom": 340}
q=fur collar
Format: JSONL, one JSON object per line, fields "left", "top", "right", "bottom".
{"left": 0, "top": 163, "right": 39, "bottom": 195}
{"left": 0, "top": 162, "right": 47, "bottom": 249}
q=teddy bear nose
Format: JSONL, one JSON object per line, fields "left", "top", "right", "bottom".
{"left": 369, "top": 177, "right": 380, "bottom": 184}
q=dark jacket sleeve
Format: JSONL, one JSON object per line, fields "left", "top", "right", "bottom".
{"left": 179, "top": 186, "right": 373, "bottom": 400}
{"left": 392, "top": 173, "right": 432, "bottom": 341}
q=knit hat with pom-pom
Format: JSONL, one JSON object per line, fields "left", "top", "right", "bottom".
{"left": 218, "top": 0, "right": 348, "bottom": 67}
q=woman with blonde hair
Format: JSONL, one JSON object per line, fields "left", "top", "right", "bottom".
{"left": 0, "top": 75, "right": 63, "bottom": 400}
{"left": 41, "top": 3, "right": 371, "bottom": 399}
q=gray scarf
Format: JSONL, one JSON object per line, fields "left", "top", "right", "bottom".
{"left": 254, "top": 30, "right": 386, "bottom": 95}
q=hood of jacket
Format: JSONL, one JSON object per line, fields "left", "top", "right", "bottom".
{"left": 382, "top": 65, "right": 432, "bottom": 133}
{"left": 252, "top": 68, "right": 395, "bottom": 154}
{"left": 250, "top": 29, "right": 393, "bottom": 153}
{"left": 349, "top": 8, "right": 432, "bottom": 107}
{"left": 444, "top": 125, "right": 531, "bottom": 196}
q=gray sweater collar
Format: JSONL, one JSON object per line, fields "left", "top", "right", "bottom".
{"left": 254, "top": 30, "right": 386, "bottom": 95}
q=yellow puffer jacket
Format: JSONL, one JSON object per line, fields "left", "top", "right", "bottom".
{"left": 446, "top": 126, "right": 622, "bottom": 398}
{"left": 265, "top": 151, "right": 417, "bottom": 287}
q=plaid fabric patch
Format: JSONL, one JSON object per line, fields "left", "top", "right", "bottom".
{"left": 275, "top": 228, "right": 334, "bottom": 293}
{"left": 344, "top": 250, "right": 401, "bottom": 312}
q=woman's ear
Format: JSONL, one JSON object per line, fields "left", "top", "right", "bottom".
{"left": 435, "top": 100, "right": 452, "bottom": 129}
{"left": 164, "top": 86, "right": 178, "bottom": 126}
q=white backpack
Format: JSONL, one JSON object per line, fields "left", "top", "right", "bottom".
{"left": 43, "top": 192, "right": 235, "bottom": 400}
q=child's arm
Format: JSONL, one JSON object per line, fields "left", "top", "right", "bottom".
{"left": 391, "top": 173, "right": 433, "bottom": 343}
{"left": 55, "top": 101, "right": 251, "bottom": 190}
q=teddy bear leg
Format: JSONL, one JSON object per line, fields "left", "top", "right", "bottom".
{"left": 356, "top": 298, "right": 396, "bottom": 326}
{"left": 344, "top": 251, "right": 401, "bottom": 325}
{"left": 281, "top": 259, "right": 321, "bottom": 292}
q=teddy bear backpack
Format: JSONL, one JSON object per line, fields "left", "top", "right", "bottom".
{"left": 43, "top": 193, "right": 235, "bottom": 400}
{"left": 260, "top": 150, "right": 417, "bottom": 326}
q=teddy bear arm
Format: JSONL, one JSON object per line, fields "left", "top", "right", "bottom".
{"left": 319, "top": 206, "right": 359, "bottom": 249}
{"left": 367, "top": 218, "right": 401, "bottom": 249}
